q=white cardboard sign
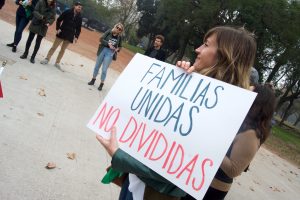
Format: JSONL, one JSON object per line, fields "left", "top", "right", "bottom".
{"left": 87, "top": 53, "right": 256, "bottom": 199}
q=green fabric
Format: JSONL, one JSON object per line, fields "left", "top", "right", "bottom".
{"left": 101, "top": 167, "right": 124, "bottom": 184}
{"left": 111, "top": 149, "right": 186, "bottom": 197}
{"left": 24, "top": 7, "right": 32, "bottom": 18}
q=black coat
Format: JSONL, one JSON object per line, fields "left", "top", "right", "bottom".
{"left": 144, "top": 47, "right": 166, "bottom": 61}
{"left": 56, "top": 8, "right": 82, "bottom": 43}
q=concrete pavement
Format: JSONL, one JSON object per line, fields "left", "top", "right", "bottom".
{"left": 0, "top": 19, "right": 299, "bottom": 200}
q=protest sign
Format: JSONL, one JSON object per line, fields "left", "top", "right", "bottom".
{"left": 87, "top": 53, "right": 256, "bottom": 199}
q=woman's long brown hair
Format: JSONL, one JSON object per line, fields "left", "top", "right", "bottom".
{"left": 248, "top": 84, "right": 276, "bottom": 144}
{"left": 199, "top": 26, "right": 257, "bottom": 89}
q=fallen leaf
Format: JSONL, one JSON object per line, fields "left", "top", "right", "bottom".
{"left": 19, "top": 76, "right": 28, "bottom": 80}
{"left": 38, "top": 88, "right": 46, "bottom": 97}
{"left": 273, "top": 187, "right": 281, "bottom": 192}
{"left": 37, "top": 112, "right": 44, "bottom": 117}
{"left": 45, "top": 162, "right": 56, "bottom": 169}
{"left": 80, "top": 64, "right": 84, "bottom": 67}
{"left": 67, "top": 152, "right": 76, "bottom": 160}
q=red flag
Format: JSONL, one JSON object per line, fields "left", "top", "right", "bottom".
{"left": 0, "top": 81, "right": 3, "bottom": 98}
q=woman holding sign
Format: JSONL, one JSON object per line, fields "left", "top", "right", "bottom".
{"left": 96, "top": 26, "right": 258, "bottom": 200}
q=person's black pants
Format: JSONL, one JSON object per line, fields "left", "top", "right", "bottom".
{"left": 14, "top": 13, "right": 29, "bottom": 46}
{"left": 181, "top": 187, "right": 228, "bottom": 200}
{"left": 25, "top": 31, "right": 43, "bottom": 59}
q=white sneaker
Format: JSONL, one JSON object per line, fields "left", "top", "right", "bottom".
{"left": 55, "top": 63, "right": 64, "bottom": 72}
{"left": 40, "top": 58, "right": 49, "bottom": 64}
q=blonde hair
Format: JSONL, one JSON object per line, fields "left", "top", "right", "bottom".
{"left": 199, "top": 26, "right": 257, "bottom": 89}
{"left": 112, "top": 23, "right": 124, "bottom": 34}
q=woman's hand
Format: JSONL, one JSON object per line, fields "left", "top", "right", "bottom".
{"left": 176, "top": 61, "right": 195, "bottom": 74}
{"left": 108, "top": 43, "right": 115, "bottom": 50}
{"left": 96, "top": 127, "right": 119, "bottom": 157}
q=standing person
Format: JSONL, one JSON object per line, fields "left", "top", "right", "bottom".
{"left": 0, "top": 0, "right": 5, "bottom": 9}
{"left": 144, "top": 34, "right": 166, "bottom": 61}
{"left": 40, "top": 1, "right": 82, "bottom": 71}
{"left": 6, "top": 0, "right": 38, "bottom": 52}
{"left": 20, "top": 0, "right": 56, "bottom": 64}
{"left": 96, "top": 26, "right": 257, "bottom": 200}
{"left": 87, "top": 23, "right": 123, "bottom": 91}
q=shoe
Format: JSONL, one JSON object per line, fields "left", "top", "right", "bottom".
{"left": 20, "top": 53, "right": 28, "bottom": 59}
{"left": 98, "top": 82, "right": 104, "bottom": 91}
{"left": 55, "top": 63, "right": 64, "bottom": 72}
{"left": 6, "top": 43, "right": 14, "bottom": 47}
{"left": 40, "top": 58, "right": 49, "bottom": 64}
{"left": 88, "top": 78, "right": 96, "bottom": 85}
{"left": 30, "top": 57, "right": 35, "bottom": 63}
{"left": 12, "top": 46, "right": 17, "bottom": 52}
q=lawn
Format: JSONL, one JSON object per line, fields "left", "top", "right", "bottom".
{"left": 263, "top": 125, "right": 300, "bottom": 167}
{"left": 123, "top": 42, "right": 145, "bottom": 54}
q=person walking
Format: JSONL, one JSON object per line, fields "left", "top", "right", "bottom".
{"left": 88, "top": 23, "right": 123, "bottom": 91}
{"left": 144, "top": 34, "right": 166, "bottom": 61}
{"left": 6, "top": 0, "right": 38, "bottom": 52}
{"left": 40, "top": 1, "right": 82, "bottom": 71}
{"left": 19, "top": 0, "right": 56, "bottom": 64}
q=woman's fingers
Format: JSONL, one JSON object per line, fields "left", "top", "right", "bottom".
{"left": 176, "top": 61, "right": 191, "bottom": 71}
{"left": 96, "top": 126, "right": 118, "bottom": 157}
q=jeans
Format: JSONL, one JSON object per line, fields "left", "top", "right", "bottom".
{"left": 119, "top": 176, "right": 133, "bottom": 200}
{"left": 92, "top": 47, "right": 114, "bottom": 82}
{"left": 14, "top": 13, "right": 29, "bottom": 46}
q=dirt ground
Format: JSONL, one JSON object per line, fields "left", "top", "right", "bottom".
{"left": 0, "top": 0, "right": 134, "bottom": 73}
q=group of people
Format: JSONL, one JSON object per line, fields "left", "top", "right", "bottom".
{"left": 5, "top": 0, "right": 82, "bottom": 69}
{"left": 87, "top": 29, "right": 166, "bottom": 91}
{"left": 96, "top": 26, "right": 276, "bottom": 200}
{"left": 3, "top": 1, "right": 276, "bottom": 199}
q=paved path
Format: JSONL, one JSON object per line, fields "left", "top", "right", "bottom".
{"left": 0, "top": 19, "right": 299, "bottom": 200}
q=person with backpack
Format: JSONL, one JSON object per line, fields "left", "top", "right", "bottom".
{"left": 87, "top": 23, "right": 123, "bottom": 91}
{"left": 6, "top": 0, "right": 38, "bottom": 52}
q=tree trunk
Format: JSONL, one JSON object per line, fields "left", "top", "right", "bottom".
{"left": 293, "top": 114, "right": 300, "bottom": 126}
{"left": 279, "top": 99, "right": 294, "bottom": 126}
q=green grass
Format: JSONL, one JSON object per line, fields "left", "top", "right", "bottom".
{"left": 264, "top": 125, "right": 300, "bottom": 167}
{"left": 272, "top": 125, "right": 300, "bottom": 149}
{"left": 123, "top": 42, "right": 145, "bottom": 54}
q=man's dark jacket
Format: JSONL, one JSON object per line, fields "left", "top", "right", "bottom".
{"left": 56, "top": 8, "right": 82, "bottom": 43}
{"left": 144, "top": 47, "right": 166, "bottom": 61}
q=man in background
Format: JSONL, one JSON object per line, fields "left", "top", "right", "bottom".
{"left": 144, "top": 34, "right": 166, "bottom": 61}
{"left": 40, "top": 1, "right": 82, "bottom": 71}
